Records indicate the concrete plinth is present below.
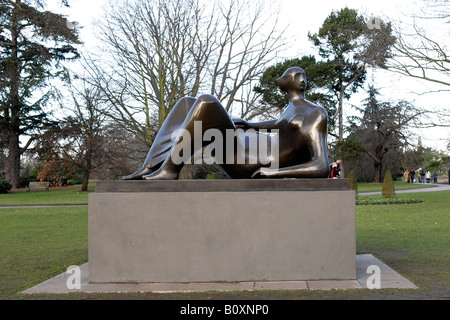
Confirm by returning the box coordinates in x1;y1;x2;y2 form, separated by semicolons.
89;179;356;284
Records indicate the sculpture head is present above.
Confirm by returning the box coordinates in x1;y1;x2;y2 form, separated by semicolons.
276;67;307;93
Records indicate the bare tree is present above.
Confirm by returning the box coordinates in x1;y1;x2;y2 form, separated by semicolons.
385;0;450;134
34;72;146;188
388;0;450;91
33;78;108;191
83;0;286;148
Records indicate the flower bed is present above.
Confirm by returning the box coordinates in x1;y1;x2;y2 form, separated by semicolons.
356;198;423;205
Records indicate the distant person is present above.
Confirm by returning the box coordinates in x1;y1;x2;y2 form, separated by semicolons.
330;160;341;179
336;160;342;177
410;169;415;183
330;162;337;178
420;169;425;183
433;171;438;183
425;170;431;183
404;170;409;183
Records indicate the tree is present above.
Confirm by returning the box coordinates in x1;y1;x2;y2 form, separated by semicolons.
388;0;450;92
382;169;395;198
0;0;80;187
35;76;112;191
65;82;108;191
386;1;450;129
84;0;286;150
308;7;395;145
401;140;450;173
348;169;358;194
343;85;428;182
252;56;337;127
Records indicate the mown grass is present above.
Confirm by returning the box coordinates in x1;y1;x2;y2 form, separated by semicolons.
0;189;448;300
0;189;92;206
0;181;434;206
357;181;436;193
0;207;88;299
356;191;449;292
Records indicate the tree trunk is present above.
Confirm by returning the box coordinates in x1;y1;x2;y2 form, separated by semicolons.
338;87;344;143
81;170;90;192
337;83;345;178
374;161;382;183
4;1;22;189
81;148;92;192
5;132;21;188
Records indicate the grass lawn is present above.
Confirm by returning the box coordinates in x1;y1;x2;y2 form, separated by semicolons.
0;189;92;206
0;207;88;299
355;191;449;298
0;189;448;300
357;181;436;193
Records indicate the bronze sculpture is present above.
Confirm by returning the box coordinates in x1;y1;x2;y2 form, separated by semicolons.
122;67;330;180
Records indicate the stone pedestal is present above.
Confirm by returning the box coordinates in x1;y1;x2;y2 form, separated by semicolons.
88;179;356;283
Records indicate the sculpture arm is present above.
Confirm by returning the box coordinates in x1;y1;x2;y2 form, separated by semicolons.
232;118;278;130
252;110;330;178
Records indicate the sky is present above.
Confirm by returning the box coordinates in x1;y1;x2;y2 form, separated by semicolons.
48;0;449;152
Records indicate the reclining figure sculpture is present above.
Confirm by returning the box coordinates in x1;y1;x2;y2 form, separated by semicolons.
123;67;330;180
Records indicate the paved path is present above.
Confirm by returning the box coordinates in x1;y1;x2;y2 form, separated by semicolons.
358;183;450;196
22;254;418;294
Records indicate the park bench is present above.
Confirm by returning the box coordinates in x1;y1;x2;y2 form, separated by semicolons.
26;182;50;191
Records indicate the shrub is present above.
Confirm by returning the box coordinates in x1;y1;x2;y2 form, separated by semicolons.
348;169;358;193
0;179;12;194
19;175;36;188
382;169;396;198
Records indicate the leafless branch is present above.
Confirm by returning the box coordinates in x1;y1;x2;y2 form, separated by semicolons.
81;0;286;145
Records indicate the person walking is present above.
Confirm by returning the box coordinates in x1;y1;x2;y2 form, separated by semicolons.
404;170;410;183
420;169;425;183
410;169;415;183
425;170;431;183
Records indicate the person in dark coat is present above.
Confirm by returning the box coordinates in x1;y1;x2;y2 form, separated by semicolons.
410;169;415;183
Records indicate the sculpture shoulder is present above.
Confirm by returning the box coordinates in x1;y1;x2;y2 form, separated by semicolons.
308;102;328;121
287;103;328;128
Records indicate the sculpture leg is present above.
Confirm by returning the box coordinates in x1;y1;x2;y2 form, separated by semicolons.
121;166;156;180
143;94;235;180
122;97;196;180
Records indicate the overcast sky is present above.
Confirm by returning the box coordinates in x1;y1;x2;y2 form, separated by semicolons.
49;0;449;152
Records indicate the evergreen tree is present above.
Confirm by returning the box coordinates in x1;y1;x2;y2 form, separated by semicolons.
308;7;395;143
253;56;337;125
343;85;423;182
382;169;395;198
0;0;80;187
348;169;358;194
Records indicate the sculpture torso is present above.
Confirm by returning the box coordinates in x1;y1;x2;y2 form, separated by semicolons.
221;99;326;179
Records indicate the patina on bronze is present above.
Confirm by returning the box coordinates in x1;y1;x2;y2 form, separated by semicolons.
122;67;330;180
